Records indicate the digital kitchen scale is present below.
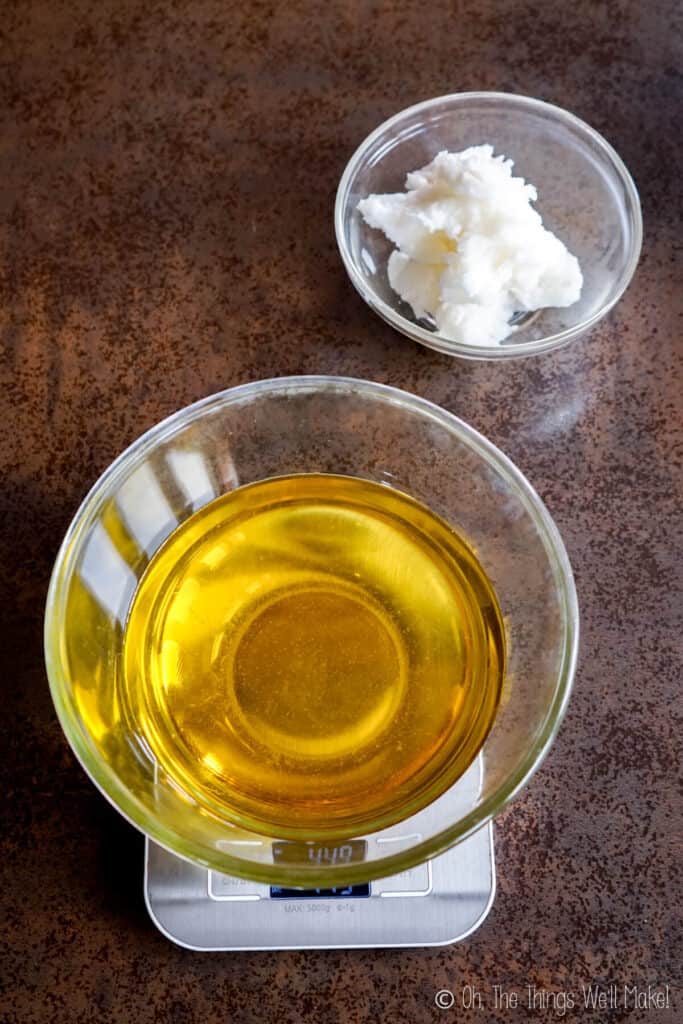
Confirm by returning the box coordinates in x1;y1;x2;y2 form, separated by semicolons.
144;759;496;950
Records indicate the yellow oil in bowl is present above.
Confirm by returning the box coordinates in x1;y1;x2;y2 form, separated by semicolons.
119;474;505;839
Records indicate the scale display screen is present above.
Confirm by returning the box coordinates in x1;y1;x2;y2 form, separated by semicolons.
270;840;371;899
270;883;370;899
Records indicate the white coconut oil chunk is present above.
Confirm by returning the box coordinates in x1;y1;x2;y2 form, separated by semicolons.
358;145;583;347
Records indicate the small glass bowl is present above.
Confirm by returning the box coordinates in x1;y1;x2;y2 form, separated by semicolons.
335;92;642;360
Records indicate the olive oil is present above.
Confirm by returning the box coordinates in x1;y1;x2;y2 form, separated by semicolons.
122;474;504;839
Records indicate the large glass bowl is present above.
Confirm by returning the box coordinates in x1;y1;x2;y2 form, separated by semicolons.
335;92;642;359
45;377;578;886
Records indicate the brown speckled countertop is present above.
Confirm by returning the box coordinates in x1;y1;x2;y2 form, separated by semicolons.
1;2;681;1022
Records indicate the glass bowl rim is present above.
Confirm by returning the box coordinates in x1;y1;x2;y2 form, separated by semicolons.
44;375;579;885
334;90;643;361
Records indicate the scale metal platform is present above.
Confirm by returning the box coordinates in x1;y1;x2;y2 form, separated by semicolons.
144;759;495;951
145;824;494;951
